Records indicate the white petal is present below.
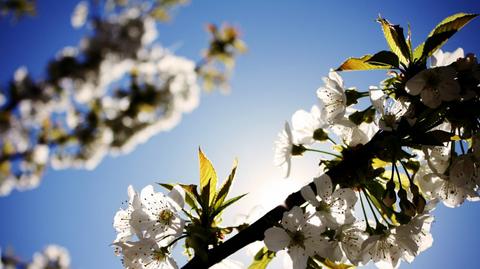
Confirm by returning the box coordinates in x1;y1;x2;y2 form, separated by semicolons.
369;86;385;115
113;209;132;242
282;206;305;232
420;87;442;108
264;227;290;252
288;246;309;269
405;73;426;96
430;49;444;68
291;108;320;145
314;174;333;202
300;185;320;207
440;181;467;208
168;185;185;210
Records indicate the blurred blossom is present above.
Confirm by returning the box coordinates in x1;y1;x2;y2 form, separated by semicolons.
71;1;88;28
28;245;70;269
0;245;70;269
0;4;204;196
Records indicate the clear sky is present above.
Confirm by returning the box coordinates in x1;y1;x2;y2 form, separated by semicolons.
1;1;479;268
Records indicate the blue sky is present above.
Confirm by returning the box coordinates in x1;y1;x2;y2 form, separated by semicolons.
0;1;479;268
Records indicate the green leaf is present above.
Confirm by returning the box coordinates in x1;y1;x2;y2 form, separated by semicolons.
198;148;218;206
413;13;478;61
248;246;276;269
212;193;247;218
213;158;238;208
201;179;212;210
336;53;396;71
377;17;411;65
366;50;400;68
159;183;200;212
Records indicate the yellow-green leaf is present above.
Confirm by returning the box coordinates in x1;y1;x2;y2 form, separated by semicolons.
372;158;390;170
212;193;247;219
323;259;355;269
413;13;478;61
214;158;238;208
199;148;217;205
377;17;411;65
336;54;395;71
248;246;275;269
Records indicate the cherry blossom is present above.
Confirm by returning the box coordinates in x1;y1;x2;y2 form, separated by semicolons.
316;71;347;124
300;174;357;228
264;206;328;269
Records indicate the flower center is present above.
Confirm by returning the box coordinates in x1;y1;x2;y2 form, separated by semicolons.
158;209;174;225
425;71;440;88
289;231;305;247
153;250;166;261
316;201;331;212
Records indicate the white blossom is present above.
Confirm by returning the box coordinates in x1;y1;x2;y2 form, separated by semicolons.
331;113;378;147
14;66;28;82
32;145;49;165
274;122;295;177
405;66;461;108
115;239;177;269
369;86;411;131
264;206;328;269
328;222;369;265
431;48;464;68
0;11;202;196
291;105;327;145
71;1;89;28
28;245;70;269
361;232;402;269
449;155;475;187
317;71;347;124
0;176;16;196
126;185;185;245
301;174;357;228
0;92;5;107
113;185;142;243
361;214;435;269
416;148;479;208
394;213;434;263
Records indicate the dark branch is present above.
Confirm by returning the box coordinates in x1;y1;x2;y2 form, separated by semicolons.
182;132;386;268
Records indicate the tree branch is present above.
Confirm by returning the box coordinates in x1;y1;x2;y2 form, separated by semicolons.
182;132;386;268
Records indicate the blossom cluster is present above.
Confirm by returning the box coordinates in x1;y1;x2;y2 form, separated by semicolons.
112;185;186;269
112;149;247;269
271;44;480;269
0;0;245;196
1;244;70;269
0;2;199;196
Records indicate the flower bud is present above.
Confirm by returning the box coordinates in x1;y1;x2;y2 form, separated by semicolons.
397;188;408;200
400;198;416;217
291;144;307;156
382;188;397;207
410;183;419;195
413;194;426;214
313;128;329;141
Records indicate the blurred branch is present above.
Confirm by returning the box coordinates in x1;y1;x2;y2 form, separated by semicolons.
0;0;36;21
